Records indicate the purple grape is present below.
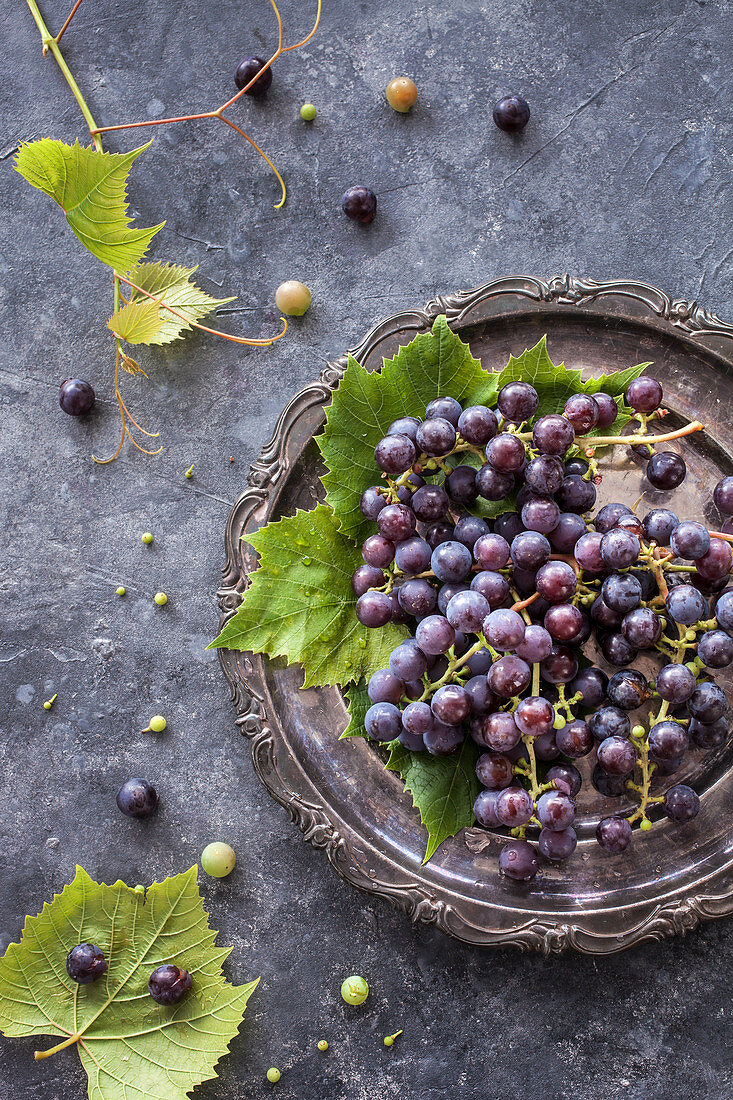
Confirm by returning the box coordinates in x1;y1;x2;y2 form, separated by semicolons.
649;720;689;761
390;641;428;681
521;496;561;535
473;788;501;826
556;719;593;758
398;728;426;751
606;668;650;710
424;722;465;755
510;531;551;570
473;532;511;570
646;450;686;490
387;416;420;441
116;778;159;819
415;614;456;655
642;508;679;545
569;667;608;709
670;521;710;561
525;455;564;495
592;392;618;427
596;816;632;852
697;539;733;581
601;573;642;613
437;581;469;614
574;531;604;572
535;560;577;603
690;716;728;748
397;578;437;616
655;663;696;703
590;596;623;630
555;475;597;514
544;603;583;643
594;502;632;533
377;503;417;542
362;534;395;569
464;675;495;715
66;943;108;983
360;486;388;520
388;590;410;624
600;528;640;568
716;590;733;630
488;655;532;697
563;393;599;433
394;537;431;575
234;56;273;95
592;765;629;798
415;417;456;456
498;839;539;881
539;826;577;860
356;590;393;627
514;695;555;737
483;608;526;651
532;414;575;456
426;520;455;549
486;433;526;472
466;646;493;676
534;730;560;761
458;405;498;444
540;645;578;684
494;511;525;541
431;683;471;725
59;378;95;415
374;434;417;474
412;484;449;521
476;464;515;501
714;476;733;516
364;702;402;741
367;669;405;704
473;711;521;752
663;784;700;822
425;396;462;425
476;752;515;789
698;629;733;668
621;607;662;649
431;540;473;582
496;786;534;827
600;632;638;667
352;564;385;596
148;964;193;1006
515;624;553;663
688;681;727;723
341;185;377;224
665;584;707;625
597;736;637;776
445;465;478;504
536;790;576;830
446;589;490;632
588;706;631;742
492;95;531;133
453;513;490;551
497;380;539;422
626;376;663;412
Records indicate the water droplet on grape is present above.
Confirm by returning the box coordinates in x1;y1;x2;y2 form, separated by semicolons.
302;556;312;566
358;637;366;649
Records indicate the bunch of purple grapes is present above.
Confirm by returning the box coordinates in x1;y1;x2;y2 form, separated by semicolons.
352;376;733;882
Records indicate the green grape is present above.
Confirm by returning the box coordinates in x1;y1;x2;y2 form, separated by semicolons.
317;1040;328;1051
116;585;126;596
300;102;316;121
340;975;369;1005
142;715;167;733
275;280;311;316
266;1067;281;1083
141;532;153;544
154;592;168;606
201;842;236;878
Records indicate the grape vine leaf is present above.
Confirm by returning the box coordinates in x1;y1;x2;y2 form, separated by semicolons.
107;299;162;345
494;336;650;442
340;680;371;739
0;865;258;1100
208;504;408;687
386;738;481;862
114;262;237;345
15;139;164;272
318;315;498;543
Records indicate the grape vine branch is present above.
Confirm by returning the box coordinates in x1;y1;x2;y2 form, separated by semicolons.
22;0;322;462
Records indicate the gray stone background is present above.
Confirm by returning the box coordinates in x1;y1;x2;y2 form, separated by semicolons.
1;0;732;1097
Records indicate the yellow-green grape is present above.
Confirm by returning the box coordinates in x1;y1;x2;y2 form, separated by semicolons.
385;76;418;112
143;715;167;733
201;842;236;878
300;102;316;121
43;693;58;711
154;592;168;606
383;1030;402;1047
631;724;645;738
640;818;652;832
266;1068;281;1084
116;585;126;596
317;1040;328;1051
141;532;153;545
340;975;369;1005
184;464;194;479
275;280;311;317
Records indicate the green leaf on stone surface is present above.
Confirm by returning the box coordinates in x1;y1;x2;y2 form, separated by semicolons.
209;504;408;687
15;139;164;272
318;315;498;543
494;336;650;444
340;680;371;739
107;299;162;344
124;262;237;345
386;738;481;863
0;865;258;1100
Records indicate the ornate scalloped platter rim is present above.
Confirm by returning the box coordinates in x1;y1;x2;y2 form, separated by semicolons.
216;275;733;954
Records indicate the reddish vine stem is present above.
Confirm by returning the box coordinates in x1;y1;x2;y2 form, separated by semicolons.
52;0;83;47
